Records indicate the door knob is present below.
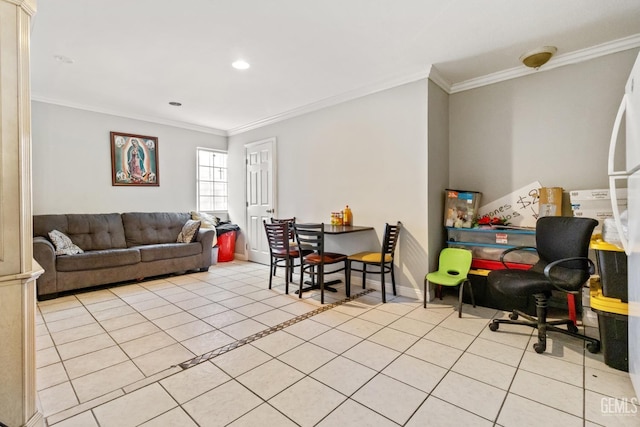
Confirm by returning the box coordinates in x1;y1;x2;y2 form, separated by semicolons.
266;209;274;213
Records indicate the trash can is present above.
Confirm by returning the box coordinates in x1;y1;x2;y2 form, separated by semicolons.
590;283;629;371
216;223;240;262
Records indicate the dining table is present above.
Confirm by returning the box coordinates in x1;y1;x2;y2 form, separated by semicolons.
324;224;374;235
297;224;375;294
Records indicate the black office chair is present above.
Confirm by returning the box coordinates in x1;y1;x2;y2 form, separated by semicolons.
487;216;600;354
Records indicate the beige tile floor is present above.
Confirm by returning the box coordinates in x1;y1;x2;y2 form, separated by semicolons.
35;261;638;427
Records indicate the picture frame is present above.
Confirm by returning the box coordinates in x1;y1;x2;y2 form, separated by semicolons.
110;131;159;186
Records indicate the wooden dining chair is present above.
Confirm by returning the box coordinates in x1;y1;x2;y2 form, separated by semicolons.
263;220;301;294
270;217;298;281
345;221;402;303
293;223;347;304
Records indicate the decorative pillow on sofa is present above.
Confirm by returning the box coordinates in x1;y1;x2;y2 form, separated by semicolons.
177;220;201;243
190;211;219;229
48;230;84;255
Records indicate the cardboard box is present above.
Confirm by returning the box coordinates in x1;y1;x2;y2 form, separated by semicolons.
539;187;563;217
570;188;628;231
569;188;628;201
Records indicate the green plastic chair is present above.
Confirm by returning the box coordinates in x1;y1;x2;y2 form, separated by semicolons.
424;248;475;317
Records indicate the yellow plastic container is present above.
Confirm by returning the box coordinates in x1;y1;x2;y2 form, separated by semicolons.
590;235;628;302
590;235;625;252
590;281;628;315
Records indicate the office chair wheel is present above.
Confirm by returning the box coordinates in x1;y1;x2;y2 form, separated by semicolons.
586;341;600;354
489;322;499;332
509;312;519;321
533;342;546;354
567;323;579;334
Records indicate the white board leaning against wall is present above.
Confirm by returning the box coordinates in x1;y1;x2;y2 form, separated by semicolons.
478;182;542;229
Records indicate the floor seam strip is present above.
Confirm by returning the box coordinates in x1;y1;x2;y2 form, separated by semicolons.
177;288;376;369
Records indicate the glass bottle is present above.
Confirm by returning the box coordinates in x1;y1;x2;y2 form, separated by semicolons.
343;205;352;226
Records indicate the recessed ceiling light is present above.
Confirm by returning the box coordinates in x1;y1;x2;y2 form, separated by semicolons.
232;60;250;70
169;101;182;106
53;54;74;64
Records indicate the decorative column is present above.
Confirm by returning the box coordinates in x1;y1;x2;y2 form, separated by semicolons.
0;1;44;427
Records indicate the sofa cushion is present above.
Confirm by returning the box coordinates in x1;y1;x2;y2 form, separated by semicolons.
56;248;141;272
177;220;201;243
34;213;127;251
122;212;191;246
48;230;84;255
135;242;202;262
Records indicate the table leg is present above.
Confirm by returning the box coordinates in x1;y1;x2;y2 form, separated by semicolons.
296;279;340;294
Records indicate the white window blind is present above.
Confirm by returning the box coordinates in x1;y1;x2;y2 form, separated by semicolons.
197;148;227;211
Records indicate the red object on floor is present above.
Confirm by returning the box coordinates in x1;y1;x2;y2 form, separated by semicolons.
471;259;533;271
567;293;577;325
217;230;236;262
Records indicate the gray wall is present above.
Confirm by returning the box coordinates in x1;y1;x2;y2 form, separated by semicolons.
228;80;431;295
31;102;227;214
449;49;639;205
427;80;450;273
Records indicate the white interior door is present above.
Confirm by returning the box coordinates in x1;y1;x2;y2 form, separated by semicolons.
245;138;276;265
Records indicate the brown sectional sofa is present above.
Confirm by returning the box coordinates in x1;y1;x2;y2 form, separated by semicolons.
33;212;215;299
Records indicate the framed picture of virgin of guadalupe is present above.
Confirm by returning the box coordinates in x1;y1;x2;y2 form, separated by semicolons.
110;131;159;186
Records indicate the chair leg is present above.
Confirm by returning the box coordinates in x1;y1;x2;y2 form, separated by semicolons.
423;278;428;309
533;294;548;354
345;260;351;297
381;263;386;303
457;283;464;318
466;279;476;308
319;264;325;305
298;264;304;298
362;264;367;289
390;263;397;296
284;257;289;295
268;257;274;289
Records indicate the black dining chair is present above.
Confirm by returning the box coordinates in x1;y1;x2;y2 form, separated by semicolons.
270;217;305;281
263;220;301;294
293;223;347;304
345;222;402;303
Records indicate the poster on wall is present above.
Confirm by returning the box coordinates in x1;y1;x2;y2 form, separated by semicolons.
110;131;159;186
477;181;541;228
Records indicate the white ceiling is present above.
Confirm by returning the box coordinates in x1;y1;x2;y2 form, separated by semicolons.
30;0;640;135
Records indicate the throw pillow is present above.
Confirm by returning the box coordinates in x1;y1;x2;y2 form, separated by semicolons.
177;219;201;243
190;211;219;229
48;230;84;255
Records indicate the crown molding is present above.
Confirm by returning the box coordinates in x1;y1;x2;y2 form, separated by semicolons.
31;96;228;136
230;34;640;134
427;66;452;93
31;34;640;137
4;0;36;15
227;66;432;136
449;33;640;94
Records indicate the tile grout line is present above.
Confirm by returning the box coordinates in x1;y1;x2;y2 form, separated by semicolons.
177;288;376;369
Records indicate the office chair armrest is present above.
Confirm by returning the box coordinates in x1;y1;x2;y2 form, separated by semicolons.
499;246;537;269
542;256;596;294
